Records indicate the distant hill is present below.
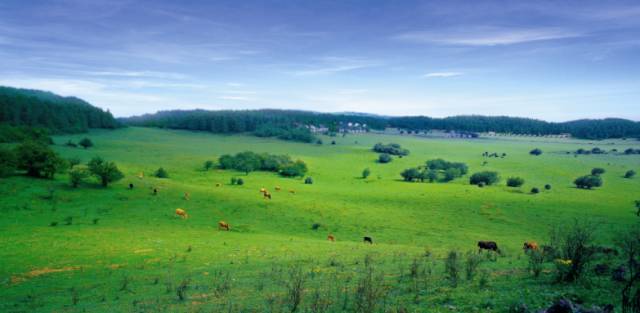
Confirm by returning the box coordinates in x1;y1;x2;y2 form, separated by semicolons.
122;109;640;140
0;86;119;133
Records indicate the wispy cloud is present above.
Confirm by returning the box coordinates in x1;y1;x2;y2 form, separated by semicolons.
424;72;463;78
82;70;188;80
219;95;251;101
291;57;379;76
395;27;584;46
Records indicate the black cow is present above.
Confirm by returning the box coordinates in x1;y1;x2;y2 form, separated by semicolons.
363;236;373;244
478;241;500;253
129;183;134;189
153;188;158;196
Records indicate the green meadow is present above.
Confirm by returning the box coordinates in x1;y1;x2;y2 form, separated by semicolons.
1;127;638;312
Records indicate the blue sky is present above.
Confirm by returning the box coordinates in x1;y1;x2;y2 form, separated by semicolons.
0;0;639;120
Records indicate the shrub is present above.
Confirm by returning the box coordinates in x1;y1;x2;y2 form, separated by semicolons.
529;148;542;156
87;157;124;187
304;177;313;184
203;160;214;170
531;187;540;194
625;170;636;179
154;167;169;178
574;175;603;189
378;153;392;163
469;171;500;186
401;168;422;182
236;178;244;185
69;165;89;188
362;168;371;179
445;250;462;287
15;141;65;179
280;160;308;177
79;138;93;149
465;251;484;281
549;220;596;282
545;184;552;190
591;167;606;176
373;143;409;156
526;249;545;277
0;147;17;177
506;177;525;187
230;177;238;185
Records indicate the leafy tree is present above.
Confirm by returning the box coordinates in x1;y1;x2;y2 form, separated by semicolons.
625;170;637;179
574;175;603;189
469;171;500;186
425;170;438;182
88;157;124;187
218;154;236;169
69;165;89;188
304;177;314;184
280;160;308;177
15;141;65;178
378;153;392;163
362;168;371;179
591;167;605;176
506;177;525;187
79;138;93;149
236;178;244;185
234;151;263;174
203;160;214;170
442;168;462;182
529;148;543;156
373;143;409;156
531;187;540;194
0;146;17;177
401;168;422;182
67;157;81;168
545;184;552;190
154;167;169;178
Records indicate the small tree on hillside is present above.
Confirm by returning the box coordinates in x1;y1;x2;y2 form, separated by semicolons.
506;177;525;187
203;160;214;171
69;165;89;188
88;157;124;187
79;138;94;149
625;170;636;179
15;141;65;179
155;167;169;178
591;167;605;176
574;175;603;189
469;171;500;186
529;148;542;156
362;168;371;179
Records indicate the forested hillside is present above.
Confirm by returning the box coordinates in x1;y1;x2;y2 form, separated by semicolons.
0;86;119;133
123;109;640;140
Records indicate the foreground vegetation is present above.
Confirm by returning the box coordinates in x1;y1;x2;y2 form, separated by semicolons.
1;127;639;312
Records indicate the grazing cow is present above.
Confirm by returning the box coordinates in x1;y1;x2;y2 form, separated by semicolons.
153;188;158;196
523;241;539;251
263;192;272;200
363;236;373;244
218;221;230;231
128;183;134;189
289;190;296;194
175;208;188;219
260;188;266;193
327;234;335;242
478;241;500;253
275;186;281;191
184;192;190;201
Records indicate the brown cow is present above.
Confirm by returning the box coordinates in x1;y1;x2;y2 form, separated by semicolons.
275;186;281;191
327;234;335;242
478;241;500;253
260;188;266;193
523;241;539;251
175;208;189;219
289;190;296;194
218;221;230;231
263;192;272;200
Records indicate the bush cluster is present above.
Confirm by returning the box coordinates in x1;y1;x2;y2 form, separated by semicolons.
373;143;409;156
469;171;500;186
219;151;308;177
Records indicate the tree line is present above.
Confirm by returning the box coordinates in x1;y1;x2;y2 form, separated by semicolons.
123;109;640;140
0;86;119;134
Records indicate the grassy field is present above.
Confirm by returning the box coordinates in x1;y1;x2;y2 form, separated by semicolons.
1;127;638;312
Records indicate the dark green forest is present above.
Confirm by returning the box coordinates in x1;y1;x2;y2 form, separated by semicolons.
0;86;119;134
123;109;640;140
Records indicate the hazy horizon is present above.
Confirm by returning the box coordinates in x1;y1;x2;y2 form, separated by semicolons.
1;0;639;121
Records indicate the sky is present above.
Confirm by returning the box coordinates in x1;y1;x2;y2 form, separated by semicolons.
0;0;639;121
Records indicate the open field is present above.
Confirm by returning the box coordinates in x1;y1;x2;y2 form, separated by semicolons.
1;127;639;312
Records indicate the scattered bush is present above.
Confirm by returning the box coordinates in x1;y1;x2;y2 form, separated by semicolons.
591;167;606;176
373;143;409;156
445;250;462;287
531;187;540;194
465;251;483;281
15;141;65;179
545;184;552;190
549;220;597;282
469;171;500;186
426;158;468;182
529;148;542;156
506;177;525;187
625;148;640;155
362;168;371;179
236;178;244;185
574;175;603;189
625;170;636;179
79;138;93;149
87;157;124;187
219;151;308;177
154;167;169;178
203;160;214;170
401;168;422;182
69;165;89;188
304;177;313;184
377;153;392;163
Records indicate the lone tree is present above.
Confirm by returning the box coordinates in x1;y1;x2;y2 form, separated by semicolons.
203;160;214;171
155;167;169;178
79;138;94;149
469;171;500;186
574;175;603;189
506;177;525;187
88;157;124;187
68;165;89;188
625;170;636;179
529;148;543;156
15;141;65;179
378;153;392;163
591;167;606;176
362;168;371;179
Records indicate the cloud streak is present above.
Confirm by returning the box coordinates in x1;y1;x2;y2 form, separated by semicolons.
424;72;463;78
395;27;585;46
